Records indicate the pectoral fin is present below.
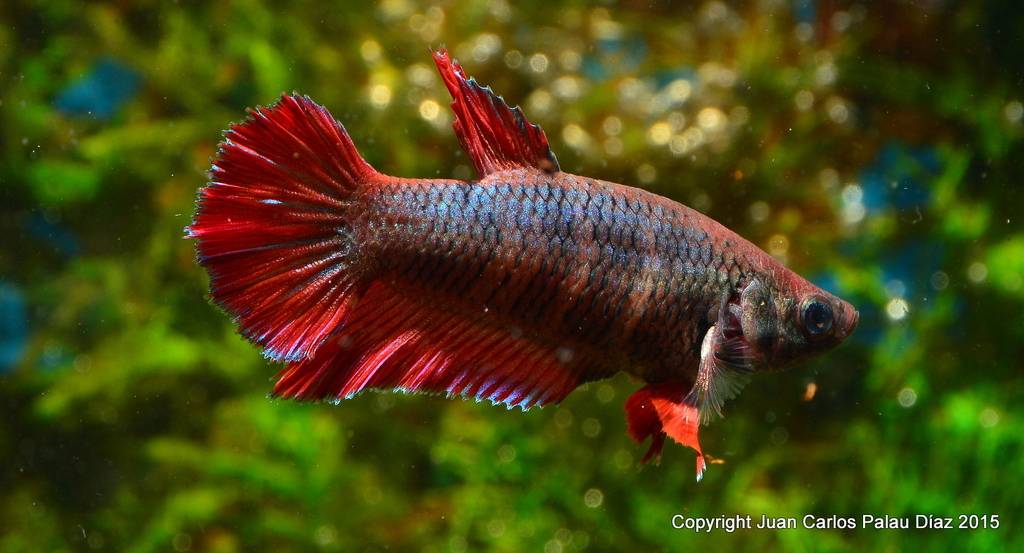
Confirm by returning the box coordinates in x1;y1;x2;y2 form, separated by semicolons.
623;298;756;480
686;302;754;424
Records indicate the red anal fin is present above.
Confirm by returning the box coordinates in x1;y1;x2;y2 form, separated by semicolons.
188;94;377;361
626;382;707;481
432;48;560;178
273;283;601;410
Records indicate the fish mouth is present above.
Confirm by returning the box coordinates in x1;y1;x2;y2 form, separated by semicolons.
842;307;860;338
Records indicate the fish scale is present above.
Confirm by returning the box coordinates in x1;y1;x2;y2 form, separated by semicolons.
189;49;858;478
361;172;752;382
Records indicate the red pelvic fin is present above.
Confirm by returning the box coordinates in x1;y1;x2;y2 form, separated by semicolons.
188;94;378;361
432;48;560;178
625;382;707;481
273;283;600;410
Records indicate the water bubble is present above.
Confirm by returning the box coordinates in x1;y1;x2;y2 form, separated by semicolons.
602;116;622;136
559;50;582;71
667;111;687;131
730;105;750;126
1005;101;1023;124
554;409;573;429
504;50;523;69
379;0;412;19
794;22;814;42
368;84;392;108
767;234;790;257
487;0;510;19
636;164;657;184
561;125;589;150
613;448;633;469
967;261;988;283
406;64;435;87
471;33;501;62
172;533;192;552
749;201;771;222
617;78;650;104
842;183;863;203
826;96;849;123
680;126;705;150
897;387;917;408
418;99;440;121
697;107;726;131
817;63;838;87
487;519;506;537
831;11;852;32
73;354;93;373
529;53;549;73
596;383;615;403
885;298;909;321
552;76;583;100
527;89;554;115
668;135;688;156
581;418;601;437
315;525;338;546
665;79;692;103
603;137;623;156
691;192;711;213
497;444;516;463
794;90;815;111
842;202;866;224
930;271;949;290
408;13;427;32
979;408;1000;428
360;40;382;63
647;122;671;145
584;488;604;508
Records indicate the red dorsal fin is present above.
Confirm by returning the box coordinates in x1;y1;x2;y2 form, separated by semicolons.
432;48;560;178
272;283;608;410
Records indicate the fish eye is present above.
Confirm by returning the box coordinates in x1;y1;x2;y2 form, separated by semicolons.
802;300;834;337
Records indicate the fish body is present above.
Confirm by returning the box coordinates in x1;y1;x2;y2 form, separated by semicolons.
189;50;857;479
364;172;754;382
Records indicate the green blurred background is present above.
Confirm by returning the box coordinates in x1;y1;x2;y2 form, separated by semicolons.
2;1;1023;551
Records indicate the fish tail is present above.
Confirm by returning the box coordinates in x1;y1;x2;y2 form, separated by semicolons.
187;94;378;361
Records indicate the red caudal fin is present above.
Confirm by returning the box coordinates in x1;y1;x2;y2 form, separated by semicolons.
187;94;378;361
432;48;560;177
273;283;607;410
626;382;707;481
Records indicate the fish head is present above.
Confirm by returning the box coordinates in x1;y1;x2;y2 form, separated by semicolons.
737;274;858;371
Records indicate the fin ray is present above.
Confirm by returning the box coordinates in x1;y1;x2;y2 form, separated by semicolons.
272;283;606;410
625;382;706;480
188;94;377;361
433;49;559;177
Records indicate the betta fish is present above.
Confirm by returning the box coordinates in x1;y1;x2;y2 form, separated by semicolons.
188;49;858;480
